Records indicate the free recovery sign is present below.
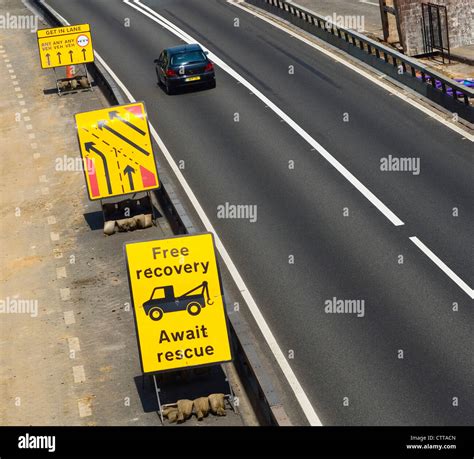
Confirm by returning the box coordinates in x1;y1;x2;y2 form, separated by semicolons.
75;102;160;200
124;233;232;373
37;24;94;69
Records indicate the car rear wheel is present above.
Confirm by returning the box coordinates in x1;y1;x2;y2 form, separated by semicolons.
149;307;164;321
208;79;216;90
165;81;175;95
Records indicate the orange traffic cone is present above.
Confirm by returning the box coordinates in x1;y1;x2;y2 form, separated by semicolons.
66;65;75;79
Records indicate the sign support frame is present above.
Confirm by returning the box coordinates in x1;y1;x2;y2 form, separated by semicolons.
99;191;158;229
53;63;92;96
151;365;237;424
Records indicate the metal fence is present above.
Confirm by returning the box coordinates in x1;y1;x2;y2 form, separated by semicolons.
422;3;451;64
246;0;473;123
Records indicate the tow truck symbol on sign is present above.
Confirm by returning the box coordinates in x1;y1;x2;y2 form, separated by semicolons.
143;281;214;321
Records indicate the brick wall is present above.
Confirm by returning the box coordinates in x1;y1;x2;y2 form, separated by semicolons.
395;0;474;56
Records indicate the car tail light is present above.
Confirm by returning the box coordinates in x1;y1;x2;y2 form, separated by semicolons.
166;68;177;77
204;62;214;72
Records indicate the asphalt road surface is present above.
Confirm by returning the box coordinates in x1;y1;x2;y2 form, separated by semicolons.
45;0;473;425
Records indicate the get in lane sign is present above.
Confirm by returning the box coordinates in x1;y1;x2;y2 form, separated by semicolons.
124;233;232;374
75;102;160;200
37;24;94;69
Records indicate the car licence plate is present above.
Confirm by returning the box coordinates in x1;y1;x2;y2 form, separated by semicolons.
185;76;201;82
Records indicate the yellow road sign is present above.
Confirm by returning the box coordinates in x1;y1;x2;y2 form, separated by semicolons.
37;24;94;69
124;233;232;374
75;102;160;200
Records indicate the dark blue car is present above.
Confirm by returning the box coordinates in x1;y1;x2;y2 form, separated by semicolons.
154;43;216;94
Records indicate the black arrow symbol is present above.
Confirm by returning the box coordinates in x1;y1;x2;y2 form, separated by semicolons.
109;110;146;136
82;48;87;60
57;51;62;64
84;141;112;195
98;120;150;156
45;53;51;66
69;50;73;63
124;165;136;191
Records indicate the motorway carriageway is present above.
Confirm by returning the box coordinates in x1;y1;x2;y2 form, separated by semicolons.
46;0;473;425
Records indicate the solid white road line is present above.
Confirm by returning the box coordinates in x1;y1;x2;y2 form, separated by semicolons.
42;0;322;426
228;0;474;143
409;237;474;299
130;0;405;228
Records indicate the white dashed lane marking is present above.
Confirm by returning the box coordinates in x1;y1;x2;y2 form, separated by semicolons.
68;337;81;353
64;310;76;325
72;365;86;383
56;267;67;279
77;399;92;417
59;288;70;301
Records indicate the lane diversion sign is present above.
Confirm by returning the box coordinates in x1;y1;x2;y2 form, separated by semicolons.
37;24;94;69
75;102;160;200
124;233;232;374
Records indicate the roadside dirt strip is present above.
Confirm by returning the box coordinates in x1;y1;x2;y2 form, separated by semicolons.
0;0;247;426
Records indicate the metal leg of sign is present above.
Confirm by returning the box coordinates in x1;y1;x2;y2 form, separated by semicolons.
153;374;164;424
221;365;237;413
147;191;157;226
83;64;93;92
100;200;106;223
53;68;62;96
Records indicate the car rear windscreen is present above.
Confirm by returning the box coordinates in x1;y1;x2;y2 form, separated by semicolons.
171;51;206;65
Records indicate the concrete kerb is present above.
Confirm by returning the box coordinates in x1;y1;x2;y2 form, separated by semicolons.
29;0;291;426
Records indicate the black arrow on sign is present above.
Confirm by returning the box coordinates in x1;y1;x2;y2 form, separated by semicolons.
45;53;51;66
57;51;62;64
69;50;74;63
82;48;87;60
109;111;146;136
84;141;112;195
124;165;136;191
98;120;150;156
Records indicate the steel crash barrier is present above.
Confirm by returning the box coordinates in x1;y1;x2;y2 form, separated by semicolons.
246;0;474;123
